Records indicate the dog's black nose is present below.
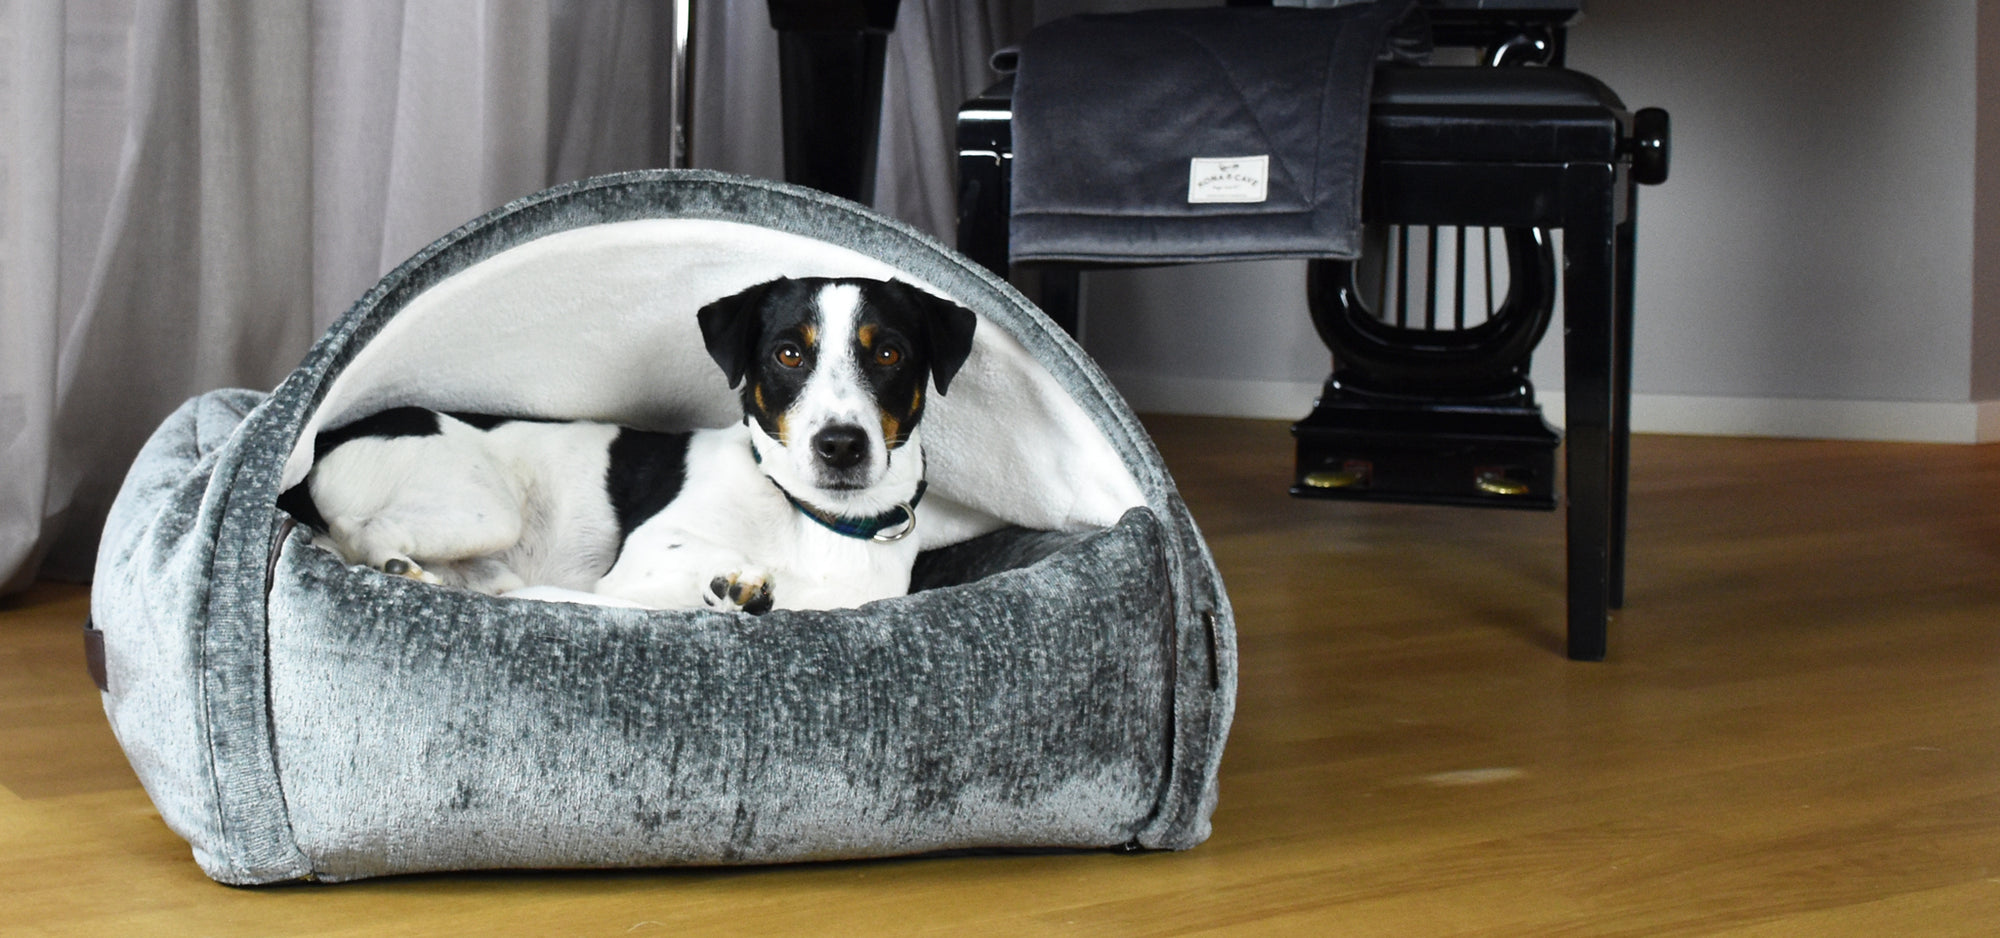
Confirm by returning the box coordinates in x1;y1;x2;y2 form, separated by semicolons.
811;425;869;470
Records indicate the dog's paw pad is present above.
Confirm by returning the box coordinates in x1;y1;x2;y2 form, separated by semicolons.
706;571;774;615
739;582;775;615
381;557;442;584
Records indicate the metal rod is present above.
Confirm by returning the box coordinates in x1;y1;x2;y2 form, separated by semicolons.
669;0;694;167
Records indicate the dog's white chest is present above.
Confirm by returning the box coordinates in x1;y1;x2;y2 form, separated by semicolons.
764;522;921;611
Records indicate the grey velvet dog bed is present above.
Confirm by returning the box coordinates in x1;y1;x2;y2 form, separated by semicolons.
88;170;1236;885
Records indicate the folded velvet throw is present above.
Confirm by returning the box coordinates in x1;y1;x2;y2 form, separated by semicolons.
1008;1;1415;265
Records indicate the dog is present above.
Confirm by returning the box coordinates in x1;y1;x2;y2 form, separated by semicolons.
276;276;978;613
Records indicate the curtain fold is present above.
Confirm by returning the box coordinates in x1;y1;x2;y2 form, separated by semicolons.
33;0;307;582
0;0;1022;592
0;0;71;593
874;0;1032;239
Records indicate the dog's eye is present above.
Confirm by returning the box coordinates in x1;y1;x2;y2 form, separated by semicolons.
873;346;902;367
775;343;805;368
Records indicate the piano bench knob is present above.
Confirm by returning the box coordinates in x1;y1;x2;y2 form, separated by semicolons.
1631;107;1670;186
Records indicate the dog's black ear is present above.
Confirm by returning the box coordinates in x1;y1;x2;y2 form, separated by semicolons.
924;294;979;396
882;281;979;395
697;279;782;388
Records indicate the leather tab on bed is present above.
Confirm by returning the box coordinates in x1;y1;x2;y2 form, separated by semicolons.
84;617;108;692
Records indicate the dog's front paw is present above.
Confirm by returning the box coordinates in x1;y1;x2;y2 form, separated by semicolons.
381;556;444;585
705;569;775;615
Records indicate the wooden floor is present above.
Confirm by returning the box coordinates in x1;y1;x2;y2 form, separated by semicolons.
6;417;2000;935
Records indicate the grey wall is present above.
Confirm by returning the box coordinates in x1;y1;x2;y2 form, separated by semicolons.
1570;0;1973;404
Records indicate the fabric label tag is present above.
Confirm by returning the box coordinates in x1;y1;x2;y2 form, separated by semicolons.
1187;155;1270;204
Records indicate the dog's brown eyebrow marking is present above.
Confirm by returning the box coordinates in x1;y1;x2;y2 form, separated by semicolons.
857;323;879;349
756;384;787;442
799;324;818;351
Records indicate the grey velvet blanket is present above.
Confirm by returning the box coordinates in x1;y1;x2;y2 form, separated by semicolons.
90;171;1236;884
1008;1;1415;264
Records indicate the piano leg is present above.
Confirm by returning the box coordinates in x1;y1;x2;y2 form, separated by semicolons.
768;0;903;203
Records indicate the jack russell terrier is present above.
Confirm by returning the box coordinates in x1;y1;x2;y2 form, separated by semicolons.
276;276;978;613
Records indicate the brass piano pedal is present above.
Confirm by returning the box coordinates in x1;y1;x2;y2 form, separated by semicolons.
1302;461;1372;491
1474;466;1533;498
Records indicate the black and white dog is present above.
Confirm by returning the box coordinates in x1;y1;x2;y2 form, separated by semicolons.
276;276;977;613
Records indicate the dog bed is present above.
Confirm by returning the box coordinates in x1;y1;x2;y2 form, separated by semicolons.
89;170;1236;885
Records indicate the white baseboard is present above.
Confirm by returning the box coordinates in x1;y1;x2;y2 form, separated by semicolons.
1106;372;2000;444
1619;394;1998;444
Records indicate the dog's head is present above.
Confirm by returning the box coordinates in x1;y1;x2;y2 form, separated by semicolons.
698;277;977;504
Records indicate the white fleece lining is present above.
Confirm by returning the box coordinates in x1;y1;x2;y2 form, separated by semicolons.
285;219;1144;549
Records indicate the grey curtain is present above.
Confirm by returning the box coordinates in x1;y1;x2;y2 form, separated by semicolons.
0;0;1030;593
